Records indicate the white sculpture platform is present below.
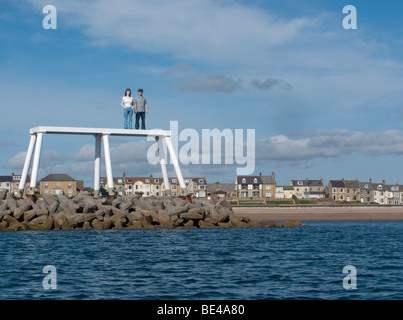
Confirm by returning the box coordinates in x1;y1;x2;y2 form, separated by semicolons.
17;126;188;198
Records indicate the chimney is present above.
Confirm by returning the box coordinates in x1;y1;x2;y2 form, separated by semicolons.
260;172;262;176
369;178;372;183
383;179;385;184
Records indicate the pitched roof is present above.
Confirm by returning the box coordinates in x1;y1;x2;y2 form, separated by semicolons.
343;180;360;188
41;174;76;181
236;176;263;184
207;182;235;193
0;176;12;182
291;179;323;187
359;182;373;190
329;180;345;188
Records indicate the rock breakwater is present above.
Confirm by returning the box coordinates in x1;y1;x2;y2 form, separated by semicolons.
0;192;302;231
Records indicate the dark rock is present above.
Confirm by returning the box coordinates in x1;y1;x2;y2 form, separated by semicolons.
0;221;7;231
23;210;37;222
183;220;195;228
198;220;216;228
127;211;143;223
282;221;301;227
76;213;97;224
6;194;17;212
0;189;7;200
180;212;204;221
13;207;25;221
42;194;57;206
7;221;28;231
29;216;53;231
268;221;281;228
91;219;104;230
30;215;48;225
167;206;188;217
61;220;73;230
82;221;92;230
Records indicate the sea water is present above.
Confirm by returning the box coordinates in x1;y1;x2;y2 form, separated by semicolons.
0;221;402;300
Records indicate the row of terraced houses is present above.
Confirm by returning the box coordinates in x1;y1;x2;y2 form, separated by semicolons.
1;172;403;205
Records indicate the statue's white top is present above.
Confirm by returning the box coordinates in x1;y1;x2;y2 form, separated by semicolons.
29;126;171;137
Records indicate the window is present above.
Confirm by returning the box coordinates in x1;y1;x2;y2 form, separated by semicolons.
117;179;123;184
56;182;59;187
391;186;399;191
265;192;271;198
172;179;177;183
155;186;159;190
253;184;259;190
172;185;177;189
395;200;399;205
252;191;259;197
241;184;247;190
241;192;248;198
155;179;159;183
242;178;246;183
296;188;299;192
266;185;271;190
199;179;204;184
347;189;350;193
297;181;303;185
253;178;258;183
199;185;206;190
377;185;382;190
145;179;150;183
394;192;399;197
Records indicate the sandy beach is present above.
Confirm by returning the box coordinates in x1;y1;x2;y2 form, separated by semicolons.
233;206;403;221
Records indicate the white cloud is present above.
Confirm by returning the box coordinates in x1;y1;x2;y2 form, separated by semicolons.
27;0;315;63
256;129;403;164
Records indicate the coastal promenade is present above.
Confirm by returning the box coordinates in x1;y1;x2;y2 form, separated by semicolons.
233;205;403;221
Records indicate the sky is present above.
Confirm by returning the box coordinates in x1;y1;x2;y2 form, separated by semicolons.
1;0;403;187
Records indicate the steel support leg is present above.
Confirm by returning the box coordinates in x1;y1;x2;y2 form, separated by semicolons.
17;134;36;198
93;134;102;198
165;136;188;196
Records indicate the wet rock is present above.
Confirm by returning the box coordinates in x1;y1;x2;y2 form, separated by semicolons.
180;212;204;221
267;221;282;228
282;221;301;228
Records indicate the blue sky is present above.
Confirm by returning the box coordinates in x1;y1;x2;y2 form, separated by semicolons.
1;0;403;187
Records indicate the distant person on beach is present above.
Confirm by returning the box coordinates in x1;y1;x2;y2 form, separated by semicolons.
134;88;148;130
121;88;134;129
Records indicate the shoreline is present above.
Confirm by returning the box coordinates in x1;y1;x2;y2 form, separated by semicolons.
232;206;403;221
